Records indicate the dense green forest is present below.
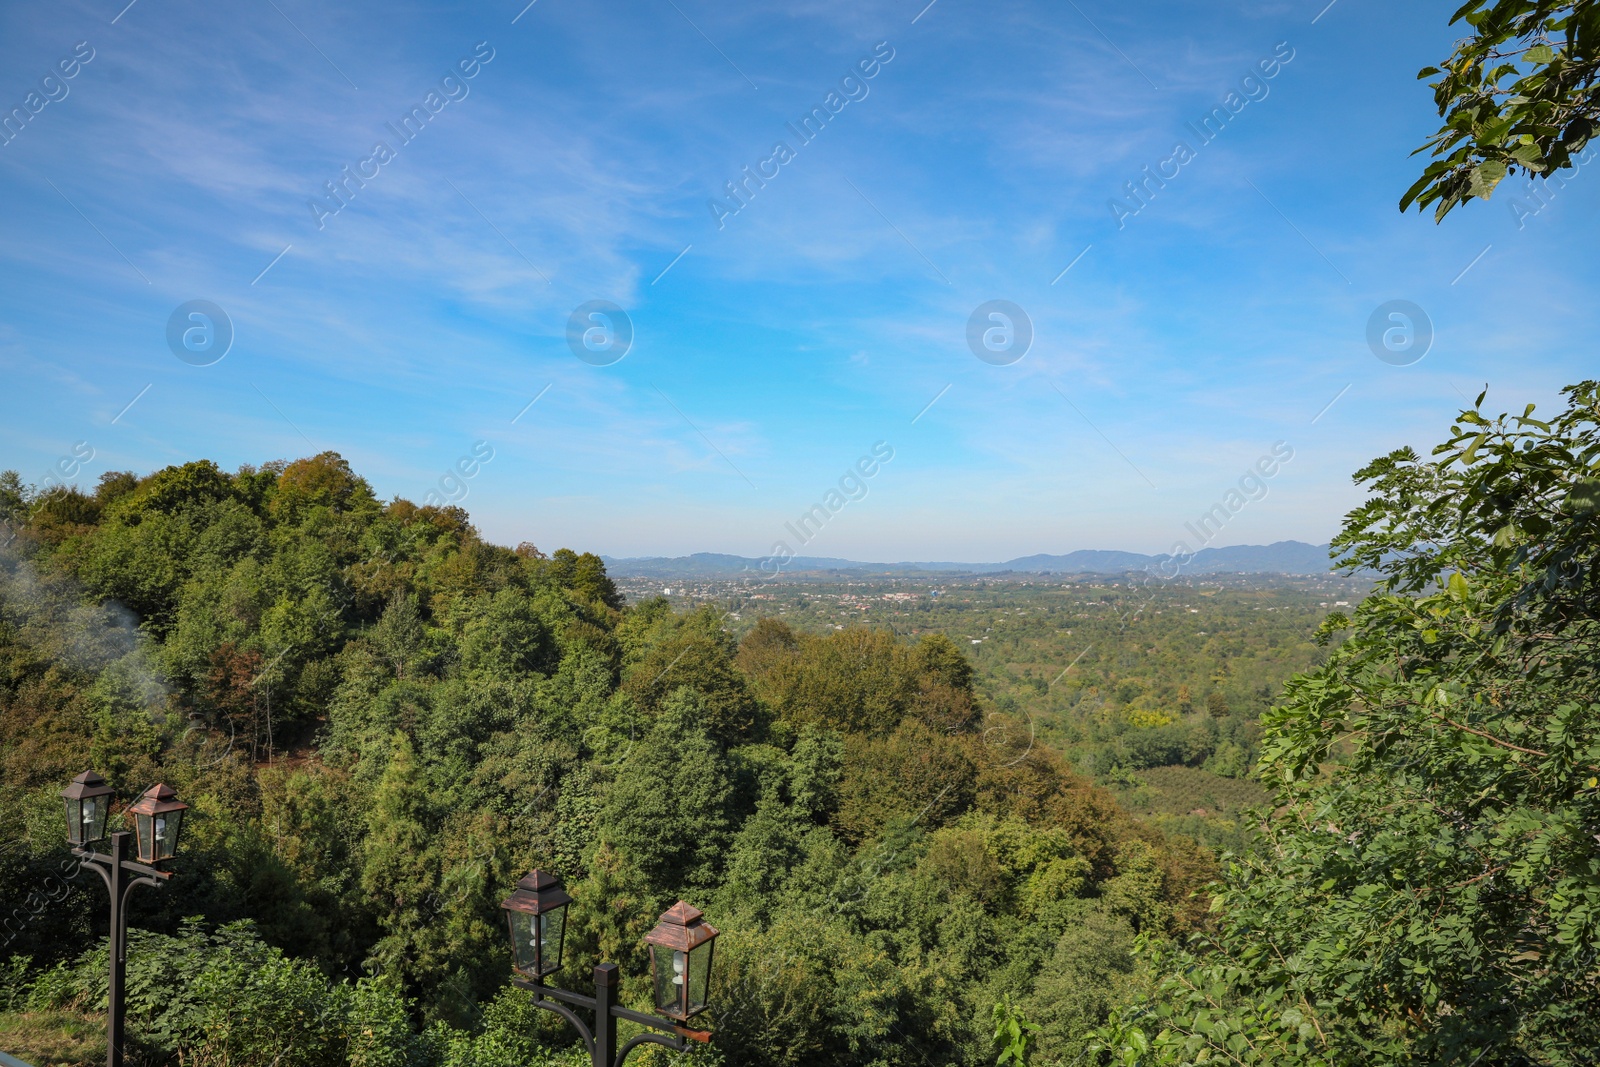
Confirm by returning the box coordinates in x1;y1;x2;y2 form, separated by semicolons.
4;381;1598;1067
0;453;1215;1067
617;576;1363;851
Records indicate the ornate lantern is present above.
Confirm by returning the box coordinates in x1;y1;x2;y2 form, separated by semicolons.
60;770;115;848
126;784;187;863
500;869;572;979
643;901;718;1021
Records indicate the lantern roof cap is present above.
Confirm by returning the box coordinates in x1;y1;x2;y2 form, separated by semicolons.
127;783;187;816
501;868;573;914
644;900;718;952
61;770;114;800
515;869;562;892
660;901;703;926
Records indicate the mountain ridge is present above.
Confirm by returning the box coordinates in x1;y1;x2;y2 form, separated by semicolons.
602;540;1338;578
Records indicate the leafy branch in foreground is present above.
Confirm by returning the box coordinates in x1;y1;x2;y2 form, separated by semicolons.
992;997;1041;1066
1403;1;1600;219
1093;381;1600;1065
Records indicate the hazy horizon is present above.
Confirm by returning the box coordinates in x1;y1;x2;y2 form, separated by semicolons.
599;537;1330;563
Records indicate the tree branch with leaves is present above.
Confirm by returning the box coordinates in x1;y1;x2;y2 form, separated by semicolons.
1403;1;1600;219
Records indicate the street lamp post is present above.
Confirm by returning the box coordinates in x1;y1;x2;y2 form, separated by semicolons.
500;869;720;1067
60;772;188;1067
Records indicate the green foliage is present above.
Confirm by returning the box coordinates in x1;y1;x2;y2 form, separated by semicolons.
0;451;1236;1067
740;624;917;736
425;988;587;1067
624;632;761;748
459;588;557;678
1403;1;1600;219
786;724;843;821
991;997;1039;1066
724;577;1348;799
1109;765;1269;854
710;909;941;1067
1023;910;1140;1064
1097;383;1600;1064
8;921;580;1067
718;787;806;925
0;956;30;1010
598;693;736;898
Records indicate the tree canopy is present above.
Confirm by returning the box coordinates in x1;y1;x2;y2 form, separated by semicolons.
1097;381;1600;1065
0;453;1217;1067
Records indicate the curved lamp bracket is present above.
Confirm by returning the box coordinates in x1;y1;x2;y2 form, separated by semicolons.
534;994;596;1051
73;851;115;895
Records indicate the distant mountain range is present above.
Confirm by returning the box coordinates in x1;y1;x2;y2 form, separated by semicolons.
602;540;1339;579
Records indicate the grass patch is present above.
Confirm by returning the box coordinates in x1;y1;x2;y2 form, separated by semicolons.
0;1011;106;1067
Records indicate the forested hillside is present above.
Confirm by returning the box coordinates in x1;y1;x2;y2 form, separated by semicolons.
614;575;1361;852
7;382;1596;1067
0;454;1215;1066
1095;382;1600;1065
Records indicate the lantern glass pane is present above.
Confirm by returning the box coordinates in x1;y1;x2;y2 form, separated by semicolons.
83;795;109;845
651;944;685;1017
686;939;713;1015
63;798;81;846
134;813;154;862
508;911;540;976
135;809;181;862
87;796;108;844
155;809;181;859
539;907;566;973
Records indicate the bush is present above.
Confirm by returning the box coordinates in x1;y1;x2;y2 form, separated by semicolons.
10;920;581;1067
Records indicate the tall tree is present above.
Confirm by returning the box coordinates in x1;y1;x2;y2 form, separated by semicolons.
1098;382;1600;1064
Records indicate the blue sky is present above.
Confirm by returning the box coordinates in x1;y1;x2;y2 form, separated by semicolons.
1;0;1595;561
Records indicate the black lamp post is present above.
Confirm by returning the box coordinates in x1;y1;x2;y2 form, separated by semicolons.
60;772;188;1067
500;869;720;1067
